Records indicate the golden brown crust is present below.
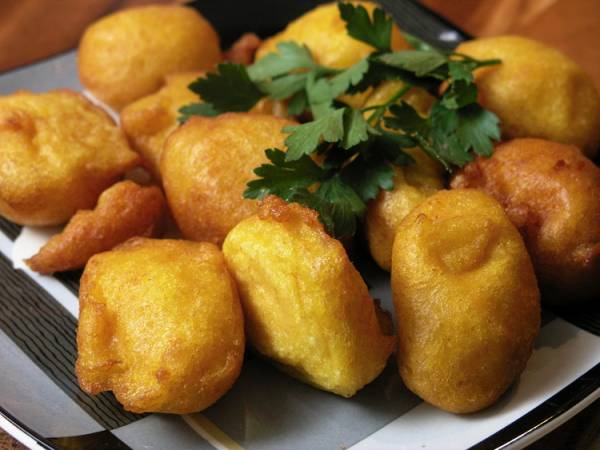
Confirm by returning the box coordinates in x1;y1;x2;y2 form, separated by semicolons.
224;32;262;65
451;138;600;304
78;5;221;110
76;238;244;413
26;181;166;274
161;113;297;245
392;189;540;413
0;89;139;226
258;195;324;231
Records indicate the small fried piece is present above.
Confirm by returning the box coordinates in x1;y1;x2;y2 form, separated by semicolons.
223;196;394;398
161;113;297;245
120;72;203;179
224;32;262;65
452;138;600;305
79;5;221;110
456;36;600;158
0;90;139;226
26;181;166;274
365;148;444;271
392;189;540;413
77;238;244;414
256;2;409;69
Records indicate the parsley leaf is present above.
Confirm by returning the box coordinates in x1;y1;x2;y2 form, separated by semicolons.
338;2;393;51
177;102;218;123
341;153;395;201
247;42;316;81
283;109;345;161
189;63;263;112
455;104;500;157
314;175;366;237
342;108;370;149
377;50;447;78
244;149;327;200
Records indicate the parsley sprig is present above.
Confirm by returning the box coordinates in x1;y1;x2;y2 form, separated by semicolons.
179;2;501;238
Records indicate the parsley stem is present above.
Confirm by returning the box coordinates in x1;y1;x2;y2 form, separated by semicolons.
365;84;413;125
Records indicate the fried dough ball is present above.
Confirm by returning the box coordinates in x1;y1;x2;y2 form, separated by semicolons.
365;148;444;271
0;90;139;226
120;72;203;179
391;189;540;413
26;181;166;274
79;6;221;111
161;113;296;245
223;196;394;398
456;36;600;158
256;2;409;69
452;138;600;305
77;238;244;414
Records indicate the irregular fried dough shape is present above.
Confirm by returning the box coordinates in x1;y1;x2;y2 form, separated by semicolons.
120;72;203;179
392;189;540;413
223;196;395;397
0;90;139;226
77;238;244;414
452;138;600;305
161;113;297;245
457;36;600;158
79;6;221;110
256;2;409;69
26;181;165;274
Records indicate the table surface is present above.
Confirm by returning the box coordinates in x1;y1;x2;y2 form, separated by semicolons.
1;0;599;448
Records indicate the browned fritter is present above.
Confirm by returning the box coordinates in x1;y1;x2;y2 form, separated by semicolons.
451;138;600;305
224;32;262;65
26;180;166;274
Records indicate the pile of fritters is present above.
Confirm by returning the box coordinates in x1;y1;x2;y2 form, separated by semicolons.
0;2;598;416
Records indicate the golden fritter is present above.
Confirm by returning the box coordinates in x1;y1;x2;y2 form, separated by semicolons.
161;113;297;245
223;196;395;398
365;148;444;271
224;32;262;65
26;181;165;274
0;90;139;226
120;72;203;179
452;138;600;305
391;189;540;414
77;238;244;414
256;2;408;69
456;36;600;158
78;5;221;111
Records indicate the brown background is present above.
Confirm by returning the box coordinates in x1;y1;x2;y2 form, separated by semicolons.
0;0;599;449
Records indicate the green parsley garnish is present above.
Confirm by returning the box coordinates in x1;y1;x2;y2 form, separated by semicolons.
179;2;501;238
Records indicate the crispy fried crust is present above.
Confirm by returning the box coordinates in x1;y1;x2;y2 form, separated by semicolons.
76;238;245;413
161;113;297;245
392;189;540;413
120;72;204;180
222;196;395;398
224;32;262;65
26;181;166;274
451;138;600;304
78;5;221;110
0;89;139;226
457;36;600;158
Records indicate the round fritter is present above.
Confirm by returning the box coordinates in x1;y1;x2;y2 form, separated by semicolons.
365;148;444;271
0;90;139;226
456;36;600;158
256;2;409;69
161;113;297;245
120;72;203;179
452;138;600;305
76;238;244;414
78;5;221;111
391;189;540;414
223;196;394;398
26;181;166;274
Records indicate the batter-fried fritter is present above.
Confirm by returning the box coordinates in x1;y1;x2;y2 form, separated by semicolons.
79;5;221;110
457;36;600;158
161;113;297;245
392;189;540;413
26;181;166;274
223;196;394;398
77;238;244;414
0;90;139;226
120;72;203;180
452;138;600;305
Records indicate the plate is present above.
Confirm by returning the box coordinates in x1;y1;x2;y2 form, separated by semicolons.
0;1;599;449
